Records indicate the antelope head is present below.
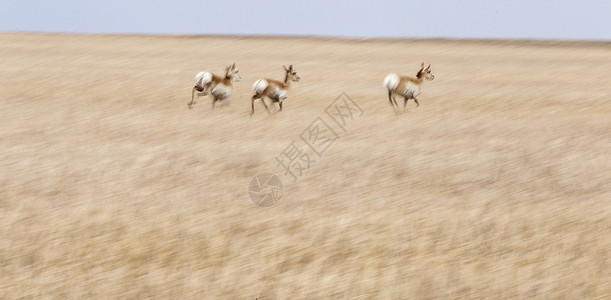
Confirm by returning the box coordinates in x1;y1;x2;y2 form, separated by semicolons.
226;63;241;82
418;62;435;81
283;65;300;82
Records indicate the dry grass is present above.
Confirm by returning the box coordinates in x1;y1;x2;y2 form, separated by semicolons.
0;32;610;298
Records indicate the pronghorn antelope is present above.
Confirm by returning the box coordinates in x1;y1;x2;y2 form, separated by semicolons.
188;63;241;110
250;65;300;116
384;63;434;112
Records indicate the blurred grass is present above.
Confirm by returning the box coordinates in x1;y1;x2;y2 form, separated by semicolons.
0;33;610;298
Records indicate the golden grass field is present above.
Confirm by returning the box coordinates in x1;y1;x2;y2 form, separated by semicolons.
1;32;610;298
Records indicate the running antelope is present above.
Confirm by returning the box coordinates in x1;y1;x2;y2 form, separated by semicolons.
188;63;241;110
250;65;300;116
384;63;434;112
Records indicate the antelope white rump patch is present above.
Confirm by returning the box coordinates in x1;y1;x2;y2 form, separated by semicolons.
252;79;269;94
194;71;212;89
383;73;400;91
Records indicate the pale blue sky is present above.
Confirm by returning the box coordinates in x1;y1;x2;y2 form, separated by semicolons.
1;0;609;40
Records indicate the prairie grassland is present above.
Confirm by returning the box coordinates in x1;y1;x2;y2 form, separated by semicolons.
0;33;610;298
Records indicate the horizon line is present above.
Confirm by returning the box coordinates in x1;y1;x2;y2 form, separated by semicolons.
3;31;610;45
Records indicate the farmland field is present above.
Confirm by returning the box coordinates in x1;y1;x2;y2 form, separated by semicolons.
0;32;610;298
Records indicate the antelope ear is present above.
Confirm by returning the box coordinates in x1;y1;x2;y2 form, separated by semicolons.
289;65;293;71
421;62;425;69
283;65;288;71
426;64;431;70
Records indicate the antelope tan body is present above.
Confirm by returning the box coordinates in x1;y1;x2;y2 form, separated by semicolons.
189;63;241;110
251;65;300;116
384;63;434;113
